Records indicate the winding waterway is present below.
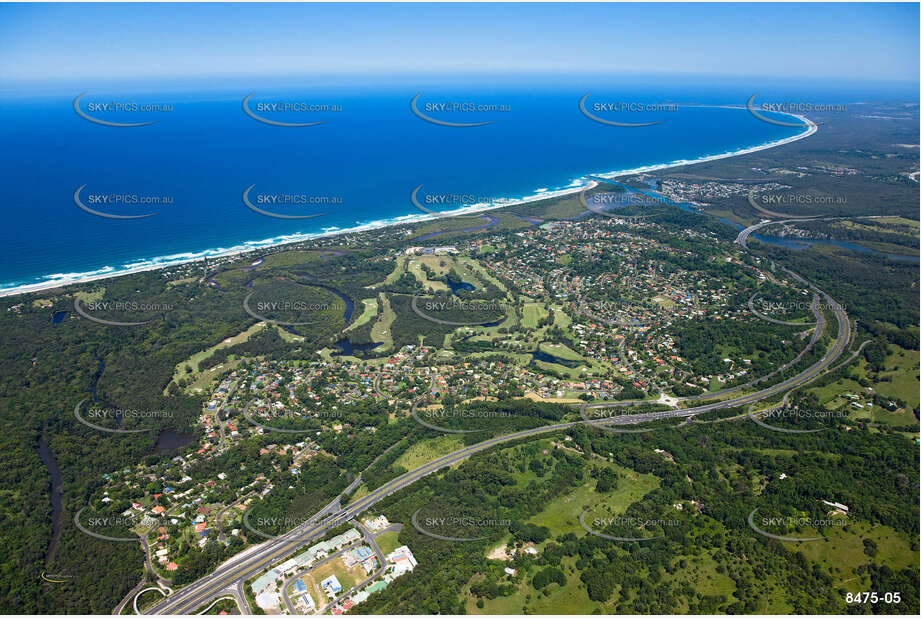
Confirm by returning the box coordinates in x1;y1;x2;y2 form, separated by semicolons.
38;436;64;570
601;179;918;262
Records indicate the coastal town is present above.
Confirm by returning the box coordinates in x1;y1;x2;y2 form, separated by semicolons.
74;200;841;612
3;3;919;616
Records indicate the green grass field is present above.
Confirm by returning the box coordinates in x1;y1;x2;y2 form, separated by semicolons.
466;555;600;615
370;293;396;351
521;303;548;329
795;521;919;594
665;551;737;612
299;558;360;604
345;297;378;332
135;589;167;612
537;341;584;361
527;461;660;538
371;255;407;288
807;344;919;427
459;256;509;294
550;305;571;329
465;455;661;614
873;345;921;407
392;435;465;472
350;484;370;502
407;257;449;292
374;530;401;556
171;322;264;377
651;295;676;310
167;322;268;394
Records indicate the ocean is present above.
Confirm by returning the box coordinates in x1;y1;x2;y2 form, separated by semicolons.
0;75;845;294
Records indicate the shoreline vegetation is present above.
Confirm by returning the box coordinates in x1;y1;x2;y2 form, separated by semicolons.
0;111;816;299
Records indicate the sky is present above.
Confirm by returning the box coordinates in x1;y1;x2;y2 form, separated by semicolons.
0;2;918;84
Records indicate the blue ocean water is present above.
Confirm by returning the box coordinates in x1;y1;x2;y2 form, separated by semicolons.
0;75;824;293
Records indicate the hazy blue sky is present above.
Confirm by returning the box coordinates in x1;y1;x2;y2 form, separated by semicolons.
1;2;917;83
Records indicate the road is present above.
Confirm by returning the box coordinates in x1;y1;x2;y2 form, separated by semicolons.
277;541;362;614
735;218;815;249
216;492;253;542
113;579;148;615
735;214;893;249
579;290;826;414
214;380;239;448
145;267;851;614
317;519;388;614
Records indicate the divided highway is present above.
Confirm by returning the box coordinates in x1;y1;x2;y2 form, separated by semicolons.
146;269;850;615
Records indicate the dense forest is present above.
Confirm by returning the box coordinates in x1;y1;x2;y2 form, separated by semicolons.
357;418;919;614
1;105;917;613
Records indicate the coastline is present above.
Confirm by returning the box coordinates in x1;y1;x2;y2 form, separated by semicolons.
0;112;817;300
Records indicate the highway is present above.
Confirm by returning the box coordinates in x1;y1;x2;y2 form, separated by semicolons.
735;214;893;249
579;291;827;415
146;264;851;615
736;217;816;249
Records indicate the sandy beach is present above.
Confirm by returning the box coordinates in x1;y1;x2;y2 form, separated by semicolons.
0;111;817;300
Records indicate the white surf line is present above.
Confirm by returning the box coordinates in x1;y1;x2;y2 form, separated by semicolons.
0;110;816;299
